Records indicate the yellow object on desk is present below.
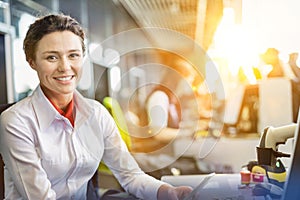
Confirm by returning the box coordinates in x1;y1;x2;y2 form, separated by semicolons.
194;130;209;137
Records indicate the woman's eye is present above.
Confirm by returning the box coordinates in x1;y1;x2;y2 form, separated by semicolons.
69;53;80;59
47;55;58;61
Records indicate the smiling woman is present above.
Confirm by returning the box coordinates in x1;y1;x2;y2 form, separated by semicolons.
0;13;193;200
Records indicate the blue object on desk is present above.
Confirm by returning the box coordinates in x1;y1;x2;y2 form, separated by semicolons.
252;182;283;198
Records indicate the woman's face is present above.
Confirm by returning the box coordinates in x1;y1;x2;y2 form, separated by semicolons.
29;31;83;100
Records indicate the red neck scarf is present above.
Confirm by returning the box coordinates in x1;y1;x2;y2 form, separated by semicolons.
49;99;74;127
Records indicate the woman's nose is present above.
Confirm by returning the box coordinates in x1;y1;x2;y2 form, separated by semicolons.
58;57;71;72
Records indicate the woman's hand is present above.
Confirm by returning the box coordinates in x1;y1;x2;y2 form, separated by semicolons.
157;184;193;200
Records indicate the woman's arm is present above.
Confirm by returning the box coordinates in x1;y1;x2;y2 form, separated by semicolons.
0;110;56;199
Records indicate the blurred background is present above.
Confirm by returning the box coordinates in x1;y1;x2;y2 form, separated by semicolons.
1;0;300;184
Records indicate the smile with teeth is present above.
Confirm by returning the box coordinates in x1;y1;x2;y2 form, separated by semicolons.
54;75;74;81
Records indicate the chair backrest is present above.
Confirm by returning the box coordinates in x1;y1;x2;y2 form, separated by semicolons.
0;103;15;199
0;154;3;199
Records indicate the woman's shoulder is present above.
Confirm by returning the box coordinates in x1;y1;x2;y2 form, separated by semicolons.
76;95;107;112
74;93;111;118
0;96;34;126
5;95;34;112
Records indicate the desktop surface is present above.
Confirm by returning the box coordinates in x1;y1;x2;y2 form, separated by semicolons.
162;173;282;200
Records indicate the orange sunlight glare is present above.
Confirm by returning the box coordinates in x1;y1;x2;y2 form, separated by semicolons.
211;8;259;84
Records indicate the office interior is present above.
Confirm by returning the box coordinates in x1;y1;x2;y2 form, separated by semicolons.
1;0;300;196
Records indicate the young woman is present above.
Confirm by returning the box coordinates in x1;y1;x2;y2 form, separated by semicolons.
0;14;192;199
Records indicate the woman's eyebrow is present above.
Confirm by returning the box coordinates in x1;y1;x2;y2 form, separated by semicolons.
42;49;81;54
42;50;59;54
68;49;82;53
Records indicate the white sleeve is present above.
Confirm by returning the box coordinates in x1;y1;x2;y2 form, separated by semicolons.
99;106;164;200
146;91;169;129
0;111;56;200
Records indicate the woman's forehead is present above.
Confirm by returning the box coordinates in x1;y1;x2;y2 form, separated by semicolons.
36;31;82;53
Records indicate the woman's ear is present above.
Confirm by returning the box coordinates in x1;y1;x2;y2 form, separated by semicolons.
28;59;36;70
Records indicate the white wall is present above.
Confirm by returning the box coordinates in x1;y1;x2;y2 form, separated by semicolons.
243;0;300;54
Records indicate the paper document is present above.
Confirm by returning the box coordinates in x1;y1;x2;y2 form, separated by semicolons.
183;172;215;200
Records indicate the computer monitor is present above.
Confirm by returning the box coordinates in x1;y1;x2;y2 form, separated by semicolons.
281;110;300;200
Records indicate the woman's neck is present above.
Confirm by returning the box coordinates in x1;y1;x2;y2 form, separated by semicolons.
51;97;73;112
40;85;73;112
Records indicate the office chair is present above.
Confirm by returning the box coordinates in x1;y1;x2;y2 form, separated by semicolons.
0;103;15;199
0;155;3;199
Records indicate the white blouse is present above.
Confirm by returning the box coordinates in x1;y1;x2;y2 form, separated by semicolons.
0;85;163;200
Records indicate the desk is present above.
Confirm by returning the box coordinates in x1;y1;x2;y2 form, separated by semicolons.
172;136;293;173
161;174;280;200
162;173;267;200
